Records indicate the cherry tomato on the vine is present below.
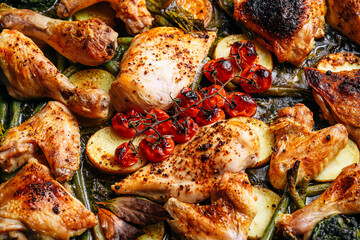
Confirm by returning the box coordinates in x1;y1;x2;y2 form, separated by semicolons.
139;135;175;162
144;109;173;135
230;40;258;69
115;142;140;167
224;92;257;117
201;85;227;110
112;109;143;138
203;58;234;84
195;107;225;126
176;87;202;118
170;117;199;143
241;64;272;94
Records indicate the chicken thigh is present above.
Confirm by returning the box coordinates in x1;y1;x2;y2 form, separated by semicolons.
0;29;110;119
109;27;216;112
165;172;257;240
57;0;153;34
0;159;97;239
269;103;348;190
0;101;80;183
233;0;326;66
279;163;360;240
112;120;259;203
0;6;118;66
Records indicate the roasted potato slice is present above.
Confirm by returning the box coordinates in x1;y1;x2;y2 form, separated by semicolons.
317;52;360;72
73;2;117;27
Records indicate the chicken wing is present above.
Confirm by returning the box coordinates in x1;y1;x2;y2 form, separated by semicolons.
0;159;97;239
269;103;348;190
165;172;257;240
306;67;360;148
109;27;216;113
0;6;118;66
57;0;153;34
0;101;80;183
0;29;110;119
233;0;326;66
279;163;360;240
112;120;259;203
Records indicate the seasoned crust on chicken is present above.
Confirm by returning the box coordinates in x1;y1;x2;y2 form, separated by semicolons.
269;104;348;190
0;159;97;239
0;101;80;183
0;29;110;119
306;67;360;148
109;27;216;113
57;0;153;34
279;163;360;240
165;172;257;240
0;7;118;66
233;0;326;66
112;120;259;203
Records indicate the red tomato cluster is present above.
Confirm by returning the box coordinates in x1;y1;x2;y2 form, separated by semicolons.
203;40;272;94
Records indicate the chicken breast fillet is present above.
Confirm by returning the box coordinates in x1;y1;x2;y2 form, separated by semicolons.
279;163;360;240
0;159;97;239
57;0;153;34
110;27;216;113
165;172;257;240
306;67;360;148
112;120;259;203
0;101;80;183
0;29;110;119
233;0;326;66
269;103;348;190
0;6;118;66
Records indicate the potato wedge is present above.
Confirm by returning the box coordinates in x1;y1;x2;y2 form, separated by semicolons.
317;52;360;72
213;34;273;71
73;2;117;27
86;126;147;175
315;139;359;182
228;117;274;167
248;186;281;239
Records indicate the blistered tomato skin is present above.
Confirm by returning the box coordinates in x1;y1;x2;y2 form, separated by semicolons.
230;40;258;69
241;64;272;94
112;110;142;138
203;58;234;84
170;117;199;143
224;92;257;117
176;87;202;118
139;135;175;162
201;85;227;110
115;142;140;167
196;107;226;126
144;109;173;135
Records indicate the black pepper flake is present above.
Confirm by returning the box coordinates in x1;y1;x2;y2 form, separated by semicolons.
114;185;120;190
52;206;59;214
326;135;331;141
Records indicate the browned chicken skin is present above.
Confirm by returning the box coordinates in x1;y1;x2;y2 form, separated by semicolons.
0;101;80;183
0;159;97;239
57;0;153;34
0;6;118;66
233;0;326;66
269;103;348;190
165;172;257;240
279;163;360;240
306;67;360;148
0;29;110;119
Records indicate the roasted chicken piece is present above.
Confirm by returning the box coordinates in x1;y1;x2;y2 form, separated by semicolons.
306;66;360;148
112;120;259;203
0;6;118;66
233;0;326;66
109;27;216;112
269;103;348;190
57;0;153;34
165;172;257;240
0;159;97;239
0;29;110;119
279;163;360;240
0;101;80;183
327;0;360;46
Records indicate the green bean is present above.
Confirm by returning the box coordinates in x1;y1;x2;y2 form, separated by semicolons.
33;102;47;115
306;183;331;197
102;60;120;76
191;57;210;91
63;64;82;78
56;52;67;73
93;220;106;240
255;87;312;98
8;100;22;129
0;88;9;131
118;37;133;45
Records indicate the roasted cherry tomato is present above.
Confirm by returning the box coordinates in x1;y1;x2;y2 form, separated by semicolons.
201;85;227;110
139;135;175;162
170;117;199;143
230;40;258;69
112;109;143;138
224;92;257;117
195;107;225;126
203;58;234;84
114;142;140;167
176;87;202;118
241;64;272;94
144;109;173;136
